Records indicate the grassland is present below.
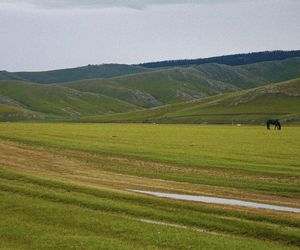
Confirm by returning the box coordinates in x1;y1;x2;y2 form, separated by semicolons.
0;123;299;249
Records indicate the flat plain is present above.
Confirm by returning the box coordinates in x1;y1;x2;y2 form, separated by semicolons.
0;123;299;249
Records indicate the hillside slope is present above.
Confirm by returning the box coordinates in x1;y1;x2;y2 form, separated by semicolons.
0;81;140;120
1;50;299;84
0;64;150;84
80;78;300;124
0;104;41;121
65;58;300;108
64;67;239;108
1;58;299;123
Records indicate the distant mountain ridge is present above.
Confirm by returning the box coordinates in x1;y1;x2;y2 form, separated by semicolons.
0;50;299;84
139;50;300;68
0;52;300;123
64;58;300;107
0;64;150;84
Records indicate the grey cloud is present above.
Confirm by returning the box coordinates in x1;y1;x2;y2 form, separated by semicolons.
0;0;244;10
1;0;299;71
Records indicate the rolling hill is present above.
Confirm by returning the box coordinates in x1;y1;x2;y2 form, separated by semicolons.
64;66;239;108
0;55;299;123
0;104;40;121
78;78;300;124
0;64;150;84
64;58;300;108
1;50;299;85
0;81;140;121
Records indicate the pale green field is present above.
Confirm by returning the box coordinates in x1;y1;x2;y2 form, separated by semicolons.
0;123;299;249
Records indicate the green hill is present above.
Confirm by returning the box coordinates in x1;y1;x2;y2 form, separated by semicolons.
0;104;41;121
64;67;239;108
1;57;300;123
64;58;300;108
1;50;299;85
0;64;150;84
0;81;140;121
79;78;300;124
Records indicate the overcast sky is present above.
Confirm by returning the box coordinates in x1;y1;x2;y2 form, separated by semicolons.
0;0;299;71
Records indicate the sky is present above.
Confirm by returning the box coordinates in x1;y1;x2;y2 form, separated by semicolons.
0;0;299;71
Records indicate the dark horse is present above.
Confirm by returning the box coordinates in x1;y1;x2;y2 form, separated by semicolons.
267;120;281;130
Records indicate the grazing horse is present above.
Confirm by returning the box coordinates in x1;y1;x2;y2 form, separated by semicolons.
267;120;281;130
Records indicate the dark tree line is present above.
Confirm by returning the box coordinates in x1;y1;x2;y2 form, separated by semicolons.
139;50;300;68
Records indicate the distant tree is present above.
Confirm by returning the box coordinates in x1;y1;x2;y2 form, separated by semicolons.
139;50;300;68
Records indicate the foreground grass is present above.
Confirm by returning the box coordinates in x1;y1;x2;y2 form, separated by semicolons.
0;123;299;249
0;168;299;249
1;193;295;250
0;123;299;197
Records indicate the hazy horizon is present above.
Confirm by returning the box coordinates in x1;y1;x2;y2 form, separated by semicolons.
1;49;299;73
1;0;299;71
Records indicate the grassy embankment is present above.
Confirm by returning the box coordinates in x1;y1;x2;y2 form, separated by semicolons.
0;123;299;249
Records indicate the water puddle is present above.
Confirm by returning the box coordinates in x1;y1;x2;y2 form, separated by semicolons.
130;190;300;213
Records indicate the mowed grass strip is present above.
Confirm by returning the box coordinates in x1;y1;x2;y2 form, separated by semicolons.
1;138;299;217
2;190;297;250
0;139;298;207
1;168;299;228
0;123;299;198
0;168;300;247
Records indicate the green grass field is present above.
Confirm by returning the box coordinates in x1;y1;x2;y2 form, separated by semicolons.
0;123;299;249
